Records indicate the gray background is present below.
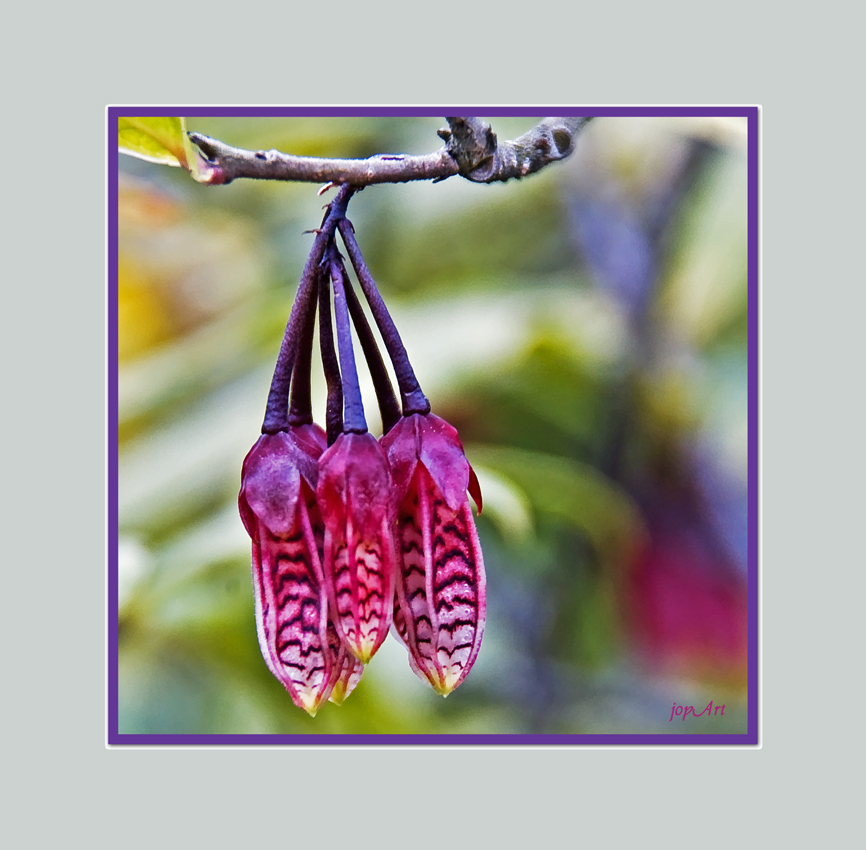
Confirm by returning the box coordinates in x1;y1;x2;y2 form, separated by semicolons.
6;3;859;846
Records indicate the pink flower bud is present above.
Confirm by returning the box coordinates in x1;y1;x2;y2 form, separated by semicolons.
317;432;397;664
239;427;339;716
381;413;486;696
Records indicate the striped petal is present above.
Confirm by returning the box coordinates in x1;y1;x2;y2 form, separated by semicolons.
250;492;335;715
326;623;365;705
240;429;337;715
317;432;396;664
382;414;486;695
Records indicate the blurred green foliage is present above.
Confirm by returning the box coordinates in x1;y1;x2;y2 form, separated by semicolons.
117;115;750;735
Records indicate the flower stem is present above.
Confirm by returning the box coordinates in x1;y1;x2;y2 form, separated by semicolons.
338;257;401;434
337;219;431;416
330;253;367;434
288;272;318;426
261;184;355;434
318;258;344;445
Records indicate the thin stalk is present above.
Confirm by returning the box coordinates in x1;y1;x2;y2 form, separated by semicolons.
337;219;431;416
338;257;401;434
330;255;367;434
287;272;318;427
261;183;355;434
318;260;343;445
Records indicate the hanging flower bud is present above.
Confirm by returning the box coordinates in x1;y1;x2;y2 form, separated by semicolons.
317;432;397;664
289;422;366;704
238;429;337;716
381;413;486;696
238;194;489;712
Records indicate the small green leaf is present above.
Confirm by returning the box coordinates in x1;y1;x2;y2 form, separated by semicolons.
118;117;220;183
119;117;187;167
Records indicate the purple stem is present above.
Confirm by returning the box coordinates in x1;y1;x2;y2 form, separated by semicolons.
287;272;318;427
330;255;367;434
338;257;401;434
261;184;355;434
337;219;431;416
318;259;343;445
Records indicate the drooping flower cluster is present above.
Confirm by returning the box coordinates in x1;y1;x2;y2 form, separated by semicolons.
238;186;485;715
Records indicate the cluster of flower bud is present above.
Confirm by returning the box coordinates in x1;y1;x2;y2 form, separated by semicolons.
238;186;485;715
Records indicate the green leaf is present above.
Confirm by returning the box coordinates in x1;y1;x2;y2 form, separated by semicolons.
471;465;535;545
466;444;646;565
118;117;219;183
119;117;187;166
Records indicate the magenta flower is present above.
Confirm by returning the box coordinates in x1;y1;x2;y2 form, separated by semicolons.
317;431;398;664
238;190;487;712
291;423;365;704
239;426;347;716
381;413;486;696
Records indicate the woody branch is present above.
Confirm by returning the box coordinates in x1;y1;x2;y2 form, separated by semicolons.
188;117;593;187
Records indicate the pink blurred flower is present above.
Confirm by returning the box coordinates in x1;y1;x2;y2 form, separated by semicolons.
626;531;748;688
381;413;486;696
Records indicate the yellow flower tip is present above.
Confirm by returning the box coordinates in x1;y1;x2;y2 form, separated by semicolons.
430;678;454;698
298;692;323;717
351;638;376;666
430;668;463;697
329;685;347;706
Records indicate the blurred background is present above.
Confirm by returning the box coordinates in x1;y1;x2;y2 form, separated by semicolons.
116;115;749;735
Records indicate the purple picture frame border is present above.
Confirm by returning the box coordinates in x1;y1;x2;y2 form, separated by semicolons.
107;105;760;747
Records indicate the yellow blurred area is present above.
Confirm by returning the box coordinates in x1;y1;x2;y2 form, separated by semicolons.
119;180;181;228
117;178;183;362
117;173;269;365
118;256;175;362
638;369;699;437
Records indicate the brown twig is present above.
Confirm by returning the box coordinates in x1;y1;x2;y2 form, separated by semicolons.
188;117;593;187
443;116;594;183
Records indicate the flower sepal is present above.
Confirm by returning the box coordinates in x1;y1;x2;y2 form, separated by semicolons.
317;432;398;664
382;413;486;696
239;427;338;716
239;430;320;539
